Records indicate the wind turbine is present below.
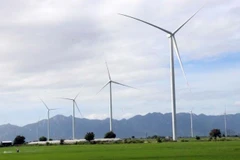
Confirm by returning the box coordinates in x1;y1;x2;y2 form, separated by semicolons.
190;110;193;138
59;92;83;140
36;116;41;141
97;61;135;132
119;5;204;140
40;99;58;141
224;107;227;137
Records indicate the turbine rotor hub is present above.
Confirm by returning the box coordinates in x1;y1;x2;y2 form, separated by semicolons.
167;34;172;38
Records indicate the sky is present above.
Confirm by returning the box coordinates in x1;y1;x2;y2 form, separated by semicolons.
0;0;239;126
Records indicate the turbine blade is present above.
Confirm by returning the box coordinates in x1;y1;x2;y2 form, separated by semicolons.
58;97;73;101
74;92;81;100
105;61;111;80
173;5;205;34
96;81;110;95
74;86;84;100
118;13;172;34
112;81;137;90
40;98;49;110
49;108;59;111
74;101;83;118
172;36;191;92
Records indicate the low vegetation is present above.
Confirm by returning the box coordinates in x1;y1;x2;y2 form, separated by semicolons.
13;135;25;145
84;132;95;141
209;129;222;140
104;131;116;138
60;139;64;145
1;141;240;159
39;136;47;141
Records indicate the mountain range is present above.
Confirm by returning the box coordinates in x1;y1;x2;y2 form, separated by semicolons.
1;112;239;142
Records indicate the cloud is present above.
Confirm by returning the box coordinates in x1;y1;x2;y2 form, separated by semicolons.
85;113;108;120
0;0;239;125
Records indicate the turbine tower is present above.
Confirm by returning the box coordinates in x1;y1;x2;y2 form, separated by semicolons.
190;110;193;138
97;61;135;132
60;92;82;140
36;116;41;141
40;99;58;141
224;107;227;137
119;6;204;140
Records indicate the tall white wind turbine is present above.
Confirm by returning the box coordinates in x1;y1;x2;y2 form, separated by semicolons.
40;99;58;141
60;92;83;140
190;110;193;138
97;61;135;132
119;6;204;140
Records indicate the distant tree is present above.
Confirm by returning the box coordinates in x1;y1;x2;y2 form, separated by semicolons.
39;136;47;141
152;135;158;139
13;135;25;145
60;139;64;145
85;132;95;141
104;131;116;138
196;136;200;140
131;136;135;139
156;137;162;143
209;129;221;139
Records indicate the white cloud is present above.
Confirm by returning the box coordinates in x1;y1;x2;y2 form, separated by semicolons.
85;113;108;120
0;0;239;125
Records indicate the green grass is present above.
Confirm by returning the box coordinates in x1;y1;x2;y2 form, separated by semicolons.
0;141;240;160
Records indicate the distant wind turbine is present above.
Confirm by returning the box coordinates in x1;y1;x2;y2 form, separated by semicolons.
36;116;41;141
190;110;193;138
119;5;204;140
97;61;136;132
40;99;58;141
59;92;83;140
224;107;227;137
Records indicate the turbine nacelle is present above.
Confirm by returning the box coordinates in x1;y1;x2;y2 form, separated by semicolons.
167;34;173;38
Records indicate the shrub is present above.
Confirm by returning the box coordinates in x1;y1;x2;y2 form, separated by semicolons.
208;137;212;141
151;135;158;139
196;136;200;140
77;141;90;145
13;135;25;145
218;138;226;141
39;136;47;141
180;139;189;142
113;140;122;144
209;129;221;139
156;137;162;143
104;131;116;138
60;139;64;145
85;132;95;141
122;138;144;144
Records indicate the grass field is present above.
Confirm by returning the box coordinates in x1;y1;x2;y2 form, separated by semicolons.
0;141;240;160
